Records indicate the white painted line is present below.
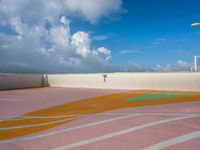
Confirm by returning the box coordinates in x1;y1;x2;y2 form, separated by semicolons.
0;115;78;120
1;113;200;120
0;114;140;144
51;115;197;150
0;117;78;131
143;131;200;150
0;98;21;102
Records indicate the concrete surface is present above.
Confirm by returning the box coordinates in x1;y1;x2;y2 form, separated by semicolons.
48;72;200;91
0;73;47;90
1;72;200;91
0;87;199;150
0;87;124;119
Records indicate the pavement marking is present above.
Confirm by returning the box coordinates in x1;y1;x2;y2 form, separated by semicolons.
0;114;141;144
51;115;198;150
0;115;79;121
0;98;21;102
143;131;200;150
0;117;78;131
1;113;200;120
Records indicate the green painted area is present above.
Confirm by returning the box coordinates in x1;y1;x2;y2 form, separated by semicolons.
126;92;192;102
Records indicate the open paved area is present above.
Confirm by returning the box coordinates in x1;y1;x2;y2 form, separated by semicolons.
0;87;200;150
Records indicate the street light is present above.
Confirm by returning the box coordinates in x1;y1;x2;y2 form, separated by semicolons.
191;23;200;72
191;23;200;27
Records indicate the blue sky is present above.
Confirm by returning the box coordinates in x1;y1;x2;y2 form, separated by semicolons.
0;0;200;73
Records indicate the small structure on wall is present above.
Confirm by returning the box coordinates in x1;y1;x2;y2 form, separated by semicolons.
194;56;200;72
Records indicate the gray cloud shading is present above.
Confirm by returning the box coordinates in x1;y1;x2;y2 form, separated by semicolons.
0;0;123;73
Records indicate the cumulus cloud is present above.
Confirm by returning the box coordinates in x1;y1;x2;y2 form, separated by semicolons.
71;31;91;57
176;60;191;70
0;0;123;24
94;47;112;61
155;64;173;72
0;0;123;73
63;0;123;23
122;61;149;72
155;60;192;72
0;16;112;72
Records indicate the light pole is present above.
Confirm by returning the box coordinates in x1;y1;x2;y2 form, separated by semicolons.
191;23;200;72
191;23;200;27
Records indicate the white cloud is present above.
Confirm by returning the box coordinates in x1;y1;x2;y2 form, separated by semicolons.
176;60;191;70
50;27;69;48
151;38;166;45
93;35;108;41
63;0;123;23
119;50;141;54
94;47;111;61
155;60;192;72
71;31;91;57
123;61;148;72
60;16;71;27
155;64;173;72
0;17;112;72
0;0;123;25
0;0;122;72
0;0;62;25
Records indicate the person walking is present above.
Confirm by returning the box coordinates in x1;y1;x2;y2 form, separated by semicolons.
103;74;107;82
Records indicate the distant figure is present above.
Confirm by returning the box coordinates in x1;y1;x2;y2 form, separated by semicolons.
103;74;107;82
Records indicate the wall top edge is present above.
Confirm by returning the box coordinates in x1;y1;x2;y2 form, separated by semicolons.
47;72;200;75
0;72;200;75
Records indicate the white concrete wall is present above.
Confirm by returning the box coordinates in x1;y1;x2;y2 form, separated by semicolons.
48;72;200;91
1;72;200;91
0;73;44;90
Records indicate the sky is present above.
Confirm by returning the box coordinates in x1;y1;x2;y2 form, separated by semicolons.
0;0;200;73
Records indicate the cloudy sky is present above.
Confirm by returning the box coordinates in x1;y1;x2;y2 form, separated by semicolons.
0;0;200;73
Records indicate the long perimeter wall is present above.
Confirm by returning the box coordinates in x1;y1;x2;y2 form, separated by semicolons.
0;73;48;90
0;72;200;91
48;72;200;91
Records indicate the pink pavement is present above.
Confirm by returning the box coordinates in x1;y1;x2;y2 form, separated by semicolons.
164;138;200;150
0;88;200;150
2;115;168;150
78;117;199;150
0;87;126;118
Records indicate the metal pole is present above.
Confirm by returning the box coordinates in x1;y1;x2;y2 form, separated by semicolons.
194;56;197;72
191;23;200;72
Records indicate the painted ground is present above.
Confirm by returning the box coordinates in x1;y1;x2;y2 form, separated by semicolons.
0;87;200;150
